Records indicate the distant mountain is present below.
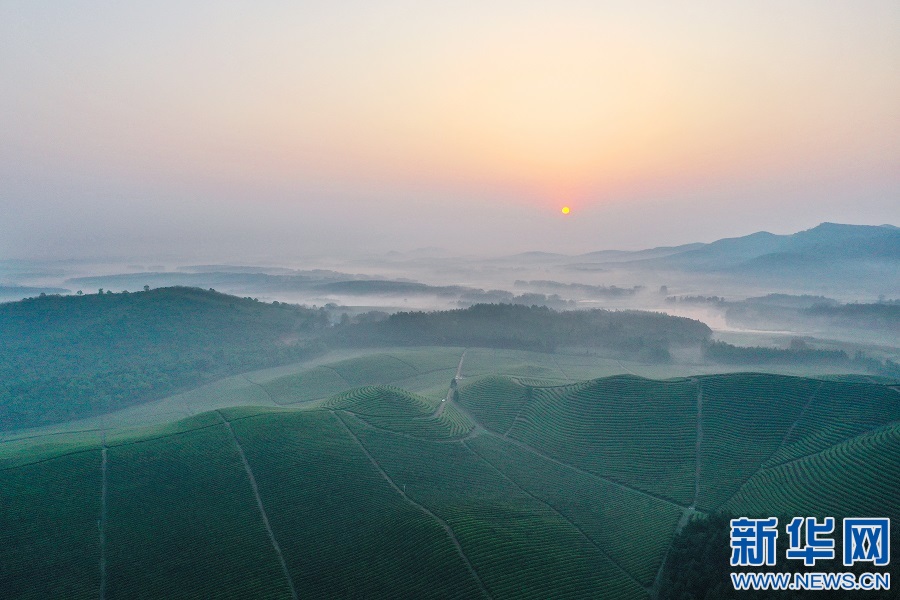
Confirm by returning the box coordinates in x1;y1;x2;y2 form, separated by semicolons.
737;222;900;270
498;223;897;271
556;223;898;283
539;222;898;294
576;242;705;262
653;223;898;270
645;230;789;269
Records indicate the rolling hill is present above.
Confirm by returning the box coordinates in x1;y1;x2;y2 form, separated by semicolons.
2;372;897;599
0;289;710;431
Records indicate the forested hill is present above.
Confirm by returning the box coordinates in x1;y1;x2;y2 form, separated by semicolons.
0;288;328;430
337;303;711;355
0;288;710;431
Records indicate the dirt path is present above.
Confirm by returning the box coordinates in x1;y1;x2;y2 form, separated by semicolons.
434;398;447;418
456;389;688;598
484;428;687;509
763;381;823;469
241;375;281;407
714;381;824;511
617;360;639;376
552;355;571;380
431;350;468;418
648;505;696;598
455;350;467;379
99;445;108;600
648;378;704;599
463;439;646;591
334;411;492;600
218;413;298;600
693;379;703;507
448;388;684;508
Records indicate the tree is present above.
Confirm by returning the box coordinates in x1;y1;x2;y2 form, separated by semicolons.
789;337;808;350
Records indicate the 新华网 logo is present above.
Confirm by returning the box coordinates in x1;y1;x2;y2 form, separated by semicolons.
730;517;890;568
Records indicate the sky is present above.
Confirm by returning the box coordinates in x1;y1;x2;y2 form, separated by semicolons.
1;1;898;260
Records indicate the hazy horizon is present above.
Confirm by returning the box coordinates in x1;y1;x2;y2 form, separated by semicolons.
2;2;898;261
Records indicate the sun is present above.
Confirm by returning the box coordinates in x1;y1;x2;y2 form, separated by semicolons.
561;206;570;215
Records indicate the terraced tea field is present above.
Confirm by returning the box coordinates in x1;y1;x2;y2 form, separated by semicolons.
3;344;877;447
2;371;898;598
0;347;466;443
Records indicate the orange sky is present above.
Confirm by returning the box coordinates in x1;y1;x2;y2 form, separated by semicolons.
1;1;898;257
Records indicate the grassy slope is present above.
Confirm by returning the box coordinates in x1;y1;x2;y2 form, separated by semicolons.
0;347;464;443
3;340;885;442
1;373;898;599
230;410;483;599
0;451;101;600
458;375;698;503
106;422;293;599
